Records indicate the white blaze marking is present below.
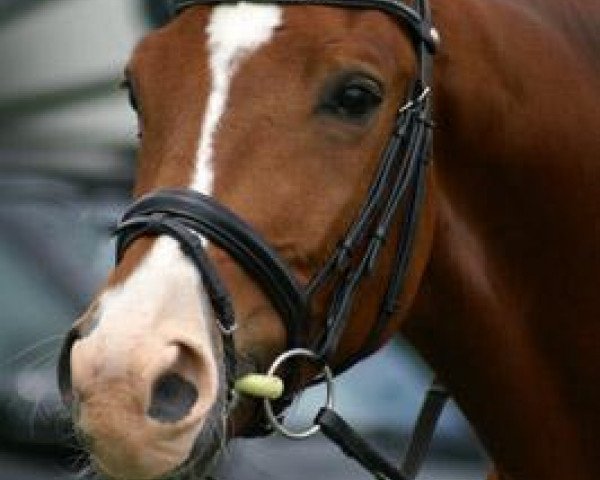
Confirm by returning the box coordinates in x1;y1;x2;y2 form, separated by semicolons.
192;2;282;194
88;5;282;381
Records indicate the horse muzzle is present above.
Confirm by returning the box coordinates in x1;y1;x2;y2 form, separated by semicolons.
58;322;223;479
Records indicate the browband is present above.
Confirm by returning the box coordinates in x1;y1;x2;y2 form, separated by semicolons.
171;0;438;52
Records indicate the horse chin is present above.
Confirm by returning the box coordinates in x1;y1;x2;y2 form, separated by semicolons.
72;367;229;480
166;402;228;480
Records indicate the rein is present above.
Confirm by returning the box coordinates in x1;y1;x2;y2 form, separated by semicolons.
114;0;447;478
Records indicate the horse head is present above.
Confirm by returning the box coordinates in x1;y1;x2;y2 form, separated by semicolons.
57;2;438;478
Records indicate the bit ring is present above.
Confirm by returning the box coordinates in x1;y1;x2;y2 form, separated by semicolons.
263;348;334;439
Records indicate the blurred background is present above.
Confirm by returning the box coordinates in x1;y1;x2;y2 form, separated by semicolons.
0;1;488;479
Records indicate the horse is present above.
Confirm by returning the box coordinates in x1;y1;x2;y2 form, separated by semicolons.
57;0;600;478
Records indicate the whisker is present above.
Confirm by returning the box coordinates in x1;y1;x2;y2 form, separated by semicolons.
20;347;61;372
2;333;65;367
67;447;96;479
27;395;44;440
74;461;95;479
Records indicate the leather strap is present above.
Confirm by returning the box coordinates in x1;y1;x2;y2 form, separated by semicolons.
311;83;433;364
116;189;309;350
316;407;409;480
171;0;438;53
315;379;449;480
115;212;240;389
399;380;449;479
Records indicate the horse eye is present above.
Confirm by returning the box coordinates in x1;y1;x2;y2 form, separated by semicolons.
121;78;143;138
319;75;383;122
121;79;139;113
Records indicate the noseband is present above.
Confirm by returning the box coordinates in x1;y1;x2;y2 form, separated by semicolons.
112;0;446;478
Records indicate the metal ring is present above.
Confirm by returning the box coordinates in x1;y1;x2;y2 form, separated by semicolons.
263;348;334;440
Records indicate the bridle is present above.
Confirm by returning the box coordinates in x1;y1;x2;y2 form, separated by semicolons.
117;0;437;374
81;0;447;478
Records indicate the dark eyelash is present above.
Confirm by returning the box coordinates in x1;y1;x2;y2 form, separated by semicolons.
120;78;139;113
120;79;142;139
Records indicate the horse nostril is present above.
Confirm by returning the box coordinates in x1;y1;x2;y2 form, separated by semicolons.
148;372;199;423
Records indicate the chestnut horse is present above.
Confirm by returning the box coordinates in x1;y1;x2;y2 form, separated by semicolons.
58;0;599;478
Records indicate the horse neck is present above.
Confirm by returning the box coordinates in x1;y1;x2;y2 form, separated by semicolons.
403;0;600;478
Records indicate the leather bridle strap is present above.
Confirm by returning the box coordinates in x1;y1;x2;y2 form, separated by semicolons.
115;212;238;390
172;0;438;52
115;191;310;396
316;378;449;480
309;82;432;363
115;189;309;351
